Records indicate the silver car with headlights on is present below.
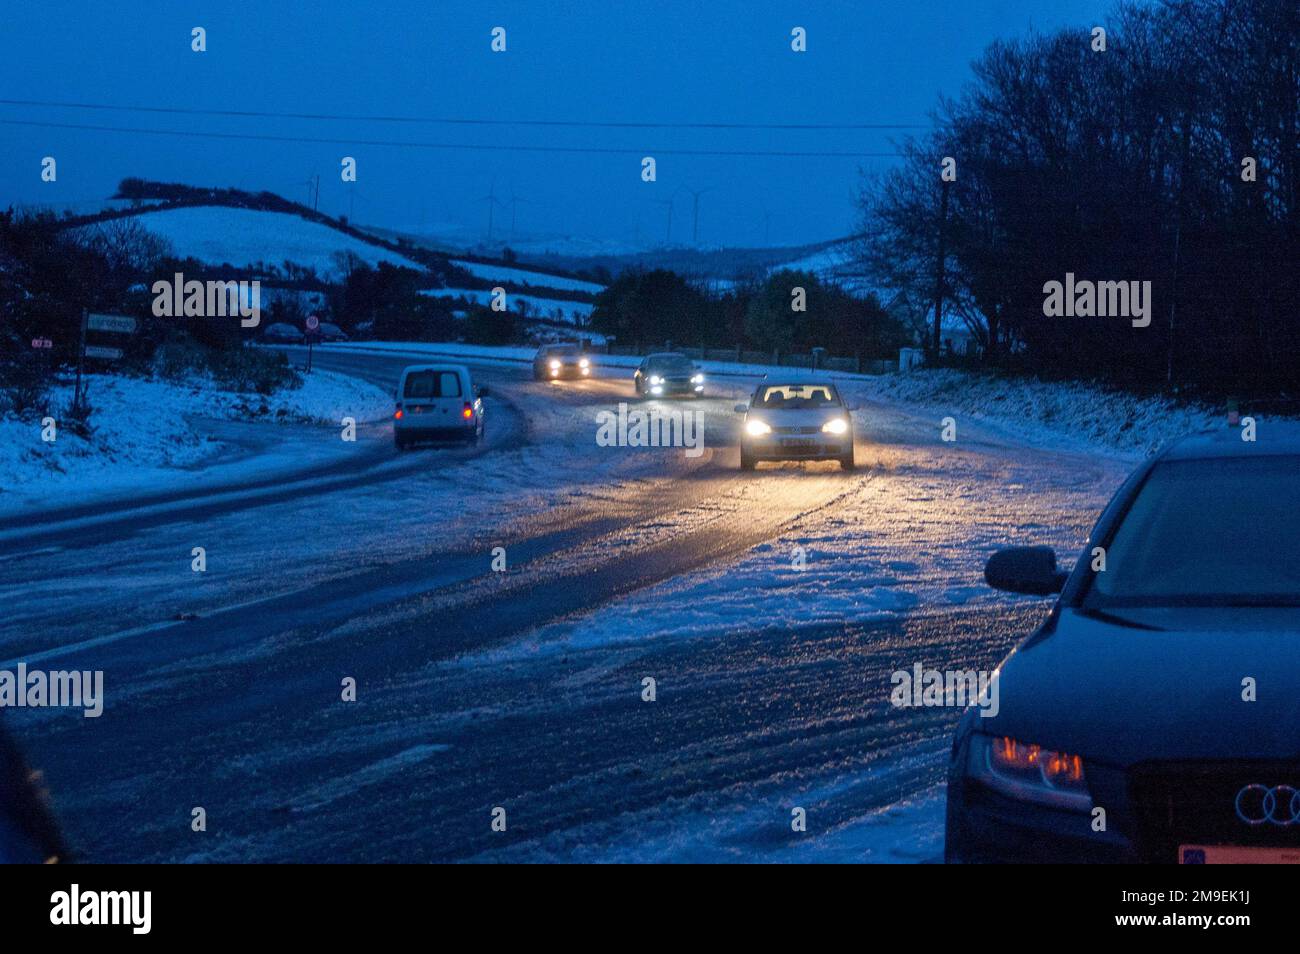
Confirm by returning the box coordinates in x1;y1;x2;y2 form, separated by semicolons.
735;381;855;470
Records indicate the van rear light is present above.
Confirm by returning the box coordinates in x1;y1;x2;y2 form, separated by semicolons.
394;406;403;420
462;403;474;420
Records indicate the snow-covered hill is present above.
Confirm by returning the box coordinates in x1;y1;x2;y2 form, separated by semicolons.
419;288;593;324
448;259;604;294
84;206;430;276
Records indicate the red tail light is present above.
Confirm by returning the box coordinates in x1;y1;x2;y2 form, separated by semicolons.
462;403;474;420
394;407;403;420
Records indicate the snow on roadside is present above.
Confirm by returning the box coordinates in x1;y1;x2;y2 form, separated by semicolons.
0;370;392;503
863;368;1222;459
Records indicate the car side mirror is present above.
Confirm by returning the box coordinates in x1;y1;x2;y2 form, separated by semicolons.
985;546;1066;596
734;404;748;414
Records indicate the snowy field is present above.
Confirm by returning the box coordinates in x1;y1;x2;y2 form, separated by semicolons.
450;259;604;294
0;369;393;511
84;207;430;275
419;288;594;324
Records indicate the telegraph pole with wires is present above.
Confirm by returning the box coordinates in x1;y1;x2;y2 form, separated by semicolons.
931;176;951;359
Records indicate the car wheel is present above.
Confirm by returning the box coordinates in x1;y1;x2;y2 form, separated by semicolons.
740;448;756;470
839;451;855;471
395;436;408;451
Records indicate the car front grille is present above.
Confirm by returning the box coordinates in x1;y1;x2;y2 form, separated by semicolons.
1128;761;1300;862
772;425;821;435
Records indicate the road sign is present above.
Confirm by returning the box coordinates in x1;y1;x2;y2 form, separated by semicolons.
84;345;123;360
305;315;320;331
86;313;137;335
31;337;53;349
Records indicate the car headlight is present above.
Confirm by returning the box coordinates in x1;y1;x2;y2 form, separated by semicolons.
821;417;849;435
579;357;590;369
745;418;771;437
549;359;561;370
690;374;704;384
649;375;663;385
967;734;1091;811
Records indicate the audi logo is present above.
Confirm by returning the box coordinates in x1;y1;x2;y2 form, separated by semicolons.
1235;784;1300;826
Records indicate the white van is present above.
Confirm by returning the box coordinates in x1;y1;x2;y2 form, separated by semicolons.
393;364;487;450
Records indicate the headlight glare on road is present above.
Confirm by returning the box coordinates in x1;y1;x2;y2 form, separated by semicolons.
745;418;771;437
821;417;849;435
968;734;1091;811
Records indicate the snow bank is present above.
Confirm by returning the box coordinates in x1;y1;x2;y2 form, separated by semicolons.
0;370;392;505
862;368;1224;459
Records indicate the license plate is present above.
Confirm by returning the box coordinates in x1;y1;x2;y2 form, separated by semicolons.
1179;844;1300;864
781;439;817;449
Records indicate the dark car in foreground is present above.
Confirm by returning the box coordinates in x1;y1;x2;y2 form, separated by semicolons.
946;425;1300;864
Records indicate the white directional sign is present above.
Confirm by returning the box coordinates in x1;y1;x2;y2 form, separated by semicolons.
84;345;124;360
86;313;138;335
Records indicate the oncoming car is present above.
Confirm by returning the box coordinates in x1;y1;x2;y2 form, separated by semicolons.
946;426;1300;864
393;364;486;450
633;353;704;398
735;381;854;470
533;343;590;381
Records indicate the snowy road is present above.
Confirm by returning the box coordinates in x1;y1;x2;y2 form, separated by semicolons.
0;346;1131;861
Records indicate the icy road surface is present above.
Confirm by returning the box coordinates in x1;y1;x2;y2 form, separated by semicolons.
0;346;1130;862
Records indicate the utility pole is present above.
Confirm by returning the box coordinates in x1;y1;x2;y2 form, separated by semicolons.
683;186;712;245
931;177;951;359
74;307;87;411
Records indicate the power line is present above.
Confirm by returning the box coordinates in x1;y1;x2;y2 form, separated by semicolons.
0;118;901;158
0;97;927;131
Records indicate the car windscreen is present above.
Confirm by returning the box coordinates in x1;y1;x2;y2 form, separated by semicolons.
756;385;839;408
646;357;693;373
403;370;462;399
543;345;578;356
1084;456;1300;607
